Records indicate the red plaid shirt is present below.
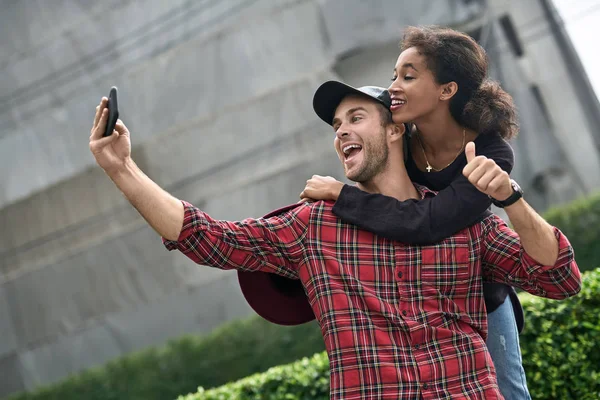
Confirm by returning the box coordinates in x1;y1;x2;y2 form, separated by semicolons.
163;187;580;400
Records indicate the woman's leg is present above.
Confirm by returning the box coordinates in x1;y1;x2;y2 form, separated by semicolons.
486;296;531;400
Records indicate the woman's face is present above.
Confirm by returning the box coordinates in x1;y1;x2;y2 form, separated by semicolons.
388;47;446;124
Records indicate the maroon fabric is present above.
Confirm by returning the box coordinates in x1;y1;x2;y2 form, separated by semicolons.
238;203;314;325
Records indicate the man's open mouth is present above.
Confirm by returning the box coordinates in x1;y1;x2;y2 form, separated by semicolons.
342;144;363;160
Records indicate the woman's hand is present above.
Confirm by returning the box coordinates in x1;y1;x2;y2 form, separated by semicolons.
299;175;344;201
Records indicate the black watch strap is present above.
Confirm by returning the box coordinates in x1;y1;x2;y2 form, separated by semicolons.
491;179;523;208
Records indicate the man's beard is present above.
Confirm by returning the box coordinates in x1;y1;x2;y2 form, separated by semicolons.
347;128;389;183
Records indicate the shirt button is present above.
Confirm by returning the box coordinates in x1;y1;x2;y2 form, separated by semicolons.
397;271;403;279
414;344;420;350
423;382;429;390
402;310;407;316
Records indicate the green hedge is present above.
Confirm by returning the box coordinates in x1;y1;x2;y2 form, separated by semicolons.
544;191;600;272
7;319;325;400
178;353;330;400
519;268;600;400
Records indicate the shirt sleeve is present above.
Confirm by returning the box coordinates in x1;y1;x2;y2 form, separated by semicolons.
480;216;582;300
332;134;514;245
162;201;309;279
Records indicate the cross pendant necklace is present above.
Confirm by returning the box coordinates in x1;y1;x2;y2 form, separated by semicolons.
417;129;466;173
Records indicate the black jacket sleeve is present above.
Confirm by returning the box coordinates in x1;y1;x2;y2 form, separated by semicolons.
332;135;514;244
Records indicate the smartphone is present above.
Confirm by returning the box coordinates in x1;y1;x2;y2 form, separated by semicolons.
103;86;119;137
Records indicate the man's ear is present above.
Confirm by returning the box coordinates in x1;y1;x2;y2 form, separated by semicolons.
440;81;458;101
388;123;405;143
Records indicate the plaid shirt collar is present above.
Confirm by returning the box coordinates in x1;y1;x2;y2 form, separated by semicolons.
414;183;437;199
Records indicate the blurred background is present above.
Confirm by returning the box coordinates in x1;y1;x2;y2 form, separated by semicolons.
1;0;599;398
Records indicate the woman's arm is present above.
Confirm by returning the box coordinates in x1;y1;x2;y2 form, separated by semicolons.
332;176;494;244
331;135;514;244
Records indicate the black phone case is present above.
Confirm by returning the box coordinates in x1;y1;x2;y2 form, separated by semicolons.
104;86;119;137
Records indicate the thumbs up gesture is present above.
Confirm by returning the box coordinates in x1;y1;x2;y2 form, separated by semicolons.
462;142;514;201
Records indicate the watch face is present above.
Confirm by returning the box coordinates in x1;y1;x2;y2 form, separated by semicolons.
510;180;522;194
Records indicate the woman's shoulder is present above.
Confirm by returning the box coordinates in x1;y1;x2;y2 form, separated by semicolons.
474;132;512;151
473;133;515;171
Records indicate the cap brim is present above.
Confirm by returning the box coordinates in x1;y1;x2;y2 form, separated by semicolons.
313;81;374;126
237;203;315;326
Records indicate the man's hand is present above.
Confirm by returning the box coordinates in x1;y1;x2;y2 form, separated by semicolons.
88;98;184;240
462;142;513;201
89;97;132;176
299;175;344;201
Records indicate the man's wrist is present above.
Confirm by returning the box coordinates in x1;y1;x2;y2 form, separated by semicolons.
494;185;514;202
104;157;135;178
107;157;137;183
491;179;523;208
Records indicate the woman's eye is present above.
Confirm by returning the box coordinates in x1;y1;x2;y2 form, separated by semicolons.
390;75;397;81
404;76;415;81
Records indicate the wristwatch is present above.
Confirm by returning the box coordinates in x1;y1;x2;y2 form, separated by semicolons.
491;179;523;208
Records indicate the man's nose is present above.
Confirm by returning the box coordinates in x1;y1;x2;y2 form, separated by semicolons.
335;126;349;140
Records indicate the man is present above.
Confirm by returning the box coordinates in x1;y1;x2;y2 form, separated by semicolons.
89;82;580;399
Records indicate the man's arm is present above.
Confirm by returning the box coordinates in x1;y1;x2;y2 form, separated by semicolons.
89;98;307;277
503;198;558;265
162;201;309;278
479;215;581;299
89;97;184;240
110;157;184;241
463;141;558;265
463;141;581;298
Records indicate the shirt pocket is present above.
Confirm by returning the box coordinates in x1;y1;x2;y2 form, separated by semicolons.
419;235;473;296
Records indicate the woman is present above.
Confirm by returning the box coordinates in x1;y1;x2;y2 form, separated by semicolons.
301;26;530;399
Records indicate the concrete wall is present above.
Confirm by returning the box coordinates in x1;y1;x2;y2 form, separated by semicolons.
1;0;598;397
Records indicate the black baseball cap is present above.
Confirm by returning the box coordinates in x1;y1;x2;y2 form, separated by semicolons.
313;81;392;125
